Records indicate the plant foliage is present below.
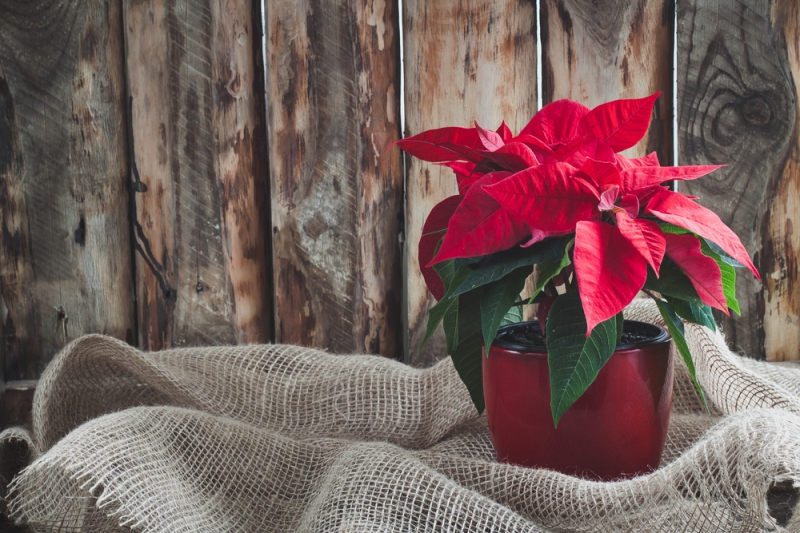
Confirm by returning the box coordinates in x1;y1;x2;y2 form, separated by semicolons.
400;93;760;425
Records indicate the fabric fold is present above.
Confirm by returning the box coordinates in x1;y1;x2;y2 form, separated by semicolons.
2;299;799;532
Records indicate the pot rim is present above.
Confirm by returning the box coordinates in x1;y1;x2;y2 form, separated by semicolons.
492;319;670;353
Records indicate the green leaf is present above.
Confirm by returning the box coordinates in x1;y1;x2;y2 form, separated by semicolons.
703;239;744;268
667;296;716;333
654;298;710;415
433;260;473;299
658;222;692;235
451;238;566;296
615;312;624;345
644;257;703;304
442;296;459;354
418;296;457;352
699;240;740;315
545;291;619;426
448;288;486;413
528;240;574;303
453;257;481;270
480;268;529;353
502;302;523;326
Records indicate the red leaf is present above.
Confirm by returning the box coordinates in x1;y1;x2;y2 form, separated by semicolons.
579;93;661;152
646;190;760;279
580;159;622;190
494;142;539;168
664;234;728;314
475;120;505;151
618;194;639;218
615;151;660;170
615;212;666;274
629;152;661;167
419;196;463;300
496;121;513;142
598;187;621;211
511;134;555;161
569;139;616;169
621;164;724;192
393;127;483;162
574;221;648;334
537;295;557;330
546;138;584;163
440;161;481;194
632;185;667;204
485;162;600;232
430;173;529;265
520;100;590;144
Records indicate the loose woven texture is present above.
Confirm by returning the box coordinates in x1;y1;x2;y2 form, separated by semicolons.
3;300;800;532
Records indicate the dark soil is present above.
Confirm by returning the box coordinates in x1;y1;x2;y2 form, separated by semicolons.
494;320;667;351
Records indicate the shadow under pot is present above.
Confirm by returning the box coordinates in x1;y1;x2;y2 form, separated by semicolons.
482;320;674;481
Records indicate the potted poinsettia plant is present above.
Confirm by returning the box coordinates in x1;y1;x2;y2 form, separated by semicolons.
396;93;760;479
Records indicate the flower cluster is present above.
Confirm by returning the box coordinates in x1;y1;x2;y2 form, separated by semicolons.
396;93;760;421
400;94;758;334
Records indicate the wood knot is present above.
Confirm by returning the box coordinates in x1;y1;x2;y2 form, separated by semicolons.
741;96;771;127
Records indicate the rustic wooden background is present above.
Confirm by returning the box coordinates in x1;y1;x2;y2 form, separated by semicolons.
0;0;798;393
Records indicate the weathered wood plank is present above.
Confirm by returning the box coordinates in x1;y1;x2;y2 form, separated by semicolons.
403;1;538;366
541;0;674;162
211;0;272;343
266;0;403;356
0;0;135;379
0;380;35;429
124;0;272;350
677;0;798;360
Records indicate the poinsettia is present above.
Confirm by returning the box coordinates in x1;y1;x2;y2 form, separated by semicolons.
396;93;760;425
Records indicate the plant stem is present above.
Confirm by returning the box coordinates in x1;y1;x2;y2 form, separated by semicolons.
642;289;662;302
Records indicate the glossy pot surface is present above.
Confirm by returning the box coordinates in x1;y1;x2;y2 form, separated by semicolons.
482;320;674;481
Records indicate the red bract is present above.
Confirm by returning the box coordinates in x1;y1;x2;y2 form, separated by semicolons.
496;121;513;142
645;190;760;279
615;212;665;274
430;172;529;265
475;121;505;151
418;195;463;300
663;233;728;314
574;221;648;334
440;161;481;195
396;92;759;338
485;162;600;232
621;164;724;191
578;93;661;152
393;127;484;162
520;99;590;144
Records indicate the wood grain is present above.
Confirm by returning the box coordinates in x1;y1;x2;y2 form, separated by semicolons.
677;0;798;360
0;0;134;379
211;0;272;343
541;0;674;162
403;1;538;366
124;0;271;350
266;0;403;356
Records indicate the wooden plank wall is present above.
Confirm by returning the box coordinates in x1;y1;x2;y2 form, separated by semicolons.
677;0;800;361
0;0;134;380
541;0;674;163
123;0;271;351
403;0;538;366
0;0;798;385
265;0;403;357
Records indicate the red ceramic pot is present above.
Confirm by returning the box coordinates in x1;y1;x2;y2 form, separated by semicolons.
482;320;673;481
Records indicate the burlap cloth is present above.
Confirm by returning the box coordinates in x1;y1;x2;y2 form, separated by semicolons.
1;299;799;532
